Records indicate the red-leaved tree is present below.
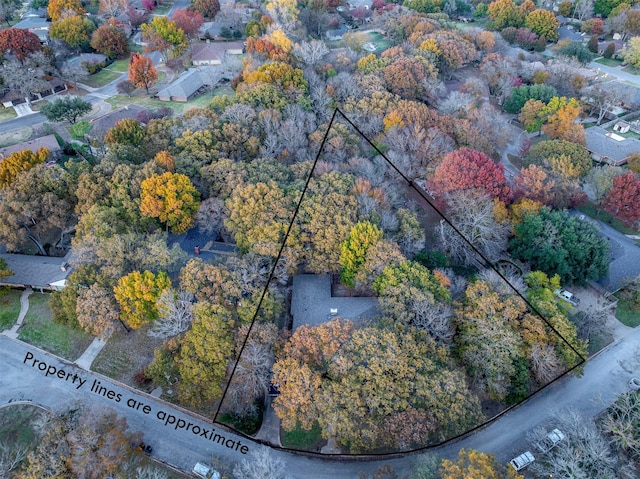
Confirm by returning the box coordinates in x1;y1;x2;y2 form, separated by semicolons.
429;147;513;203
171;9;204;41
0;28;41;62
602;171;640;227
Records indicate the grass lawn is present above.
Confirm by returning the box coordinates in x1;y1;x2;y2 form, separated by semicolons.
281;421;325;451
0;126;32;148
107;86;233;114
622;64;640;75
0;288;22;330
595;57;623;67
107;59;130;72
613;295;640;327
365;32;393;51
0;106;17;121
83;69;123;88
18;293;93;361
92;326;165;387
577;201;640;235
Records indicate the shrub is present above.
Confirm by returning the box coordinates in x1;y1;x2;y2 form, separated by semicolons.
603;42;615;59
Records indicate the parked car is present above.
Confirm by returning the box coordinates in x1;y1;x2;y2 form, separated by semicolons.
534;428;565;453
193;463;220;479
554;289;580;306
509;451;535;471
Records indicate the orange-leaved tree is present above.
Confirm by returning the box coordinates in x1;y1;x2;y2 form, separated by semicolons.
128;52;158;94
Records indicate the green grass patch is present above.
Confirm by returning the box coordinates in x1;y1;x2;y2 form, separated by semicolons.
0;126;32;148
107;58;130;72
83;69;123;88
577;201;640;235
0;404;50;450
595;57;623;67
0;288;21;330
0;106;17;121
18;293;93;360
107;86;233;115
613;295;640;327
281;421;324;450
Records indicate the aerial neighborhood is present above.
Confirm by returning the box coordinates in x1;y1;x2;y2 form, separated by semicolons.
2;0;640;477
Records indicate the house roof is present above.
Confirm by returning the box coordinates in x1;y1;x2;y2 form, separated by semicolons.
157;69;209;99
290;274;378;330
191;42;243;62
0;134;61;159
89;105;147;137
585;126;640;162
68;53;108;66
0;252;72;289
13;17;50;30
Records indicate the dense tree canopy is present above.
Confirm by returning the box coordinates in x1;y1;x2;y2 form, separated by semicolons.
90;25;129;59
0;28;41;61
0;147;49;189
509;207;609;285
113;270;171;329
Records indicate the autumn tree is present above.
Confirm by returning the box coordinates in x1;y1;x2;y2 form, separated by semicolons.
171;9;204;41
190;0;220;18
141;16;187;60
524;139;591;176
441;449;524;479
139;172;200;234
39;96;92;124
176;302;234;405
128;52;158;93
48;0;85;22
383;56;427;100
0;147;49;189
224;181;301;262
90;25;129;59
0;28;40;62
49;15;96;49
513;165;557;205
104;118;145;147
429;147;513;203
525;9;559;41
509;207;609;284
113;270;171;329
601;171;640;226
542;98;585;145
339;221;383;288
487;0;526;29
76;284;120;338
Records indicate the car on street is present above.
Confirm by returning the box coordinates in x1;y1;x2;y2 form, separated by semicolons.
509;451;535;471
193;463;220;479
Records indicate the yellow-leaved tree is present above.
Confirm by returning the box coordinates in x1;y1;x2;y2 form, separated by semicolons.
0;147;49;189
140;172;200;234
113;270;171;329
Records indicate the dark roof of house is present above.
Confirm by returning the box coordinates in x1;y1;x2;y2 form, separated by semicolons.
0;134;61;159
157;69;208;100
89;105;147;137
13;17;50;29
191;42;243;62
290;274;378;330
585;126;640;162
0;252;72;288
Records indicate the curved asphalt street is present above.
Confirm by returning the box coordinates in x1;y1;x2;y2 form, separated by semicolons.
2;322;640;477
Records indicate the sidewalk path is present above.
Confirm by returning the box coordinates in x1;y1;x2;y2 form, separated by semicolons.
2;288;33;339
75;337;108;369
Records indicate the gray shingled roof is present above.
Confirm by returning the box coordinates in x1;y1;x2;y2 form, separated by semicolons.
585;126;640;163
191;42;243;63
290;274;378;330
157;69;209;100
89;105;147;138
0;252;72;289
0;134;61;159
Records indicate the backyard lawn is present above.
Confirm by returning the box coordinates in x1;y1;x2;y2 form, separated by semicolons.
18;293;93;360
614;294;640;327
0;127;33;148
577;201;640;236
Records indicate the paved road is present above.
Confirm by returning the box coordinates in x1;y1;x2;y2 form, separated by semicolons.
3;321;640;477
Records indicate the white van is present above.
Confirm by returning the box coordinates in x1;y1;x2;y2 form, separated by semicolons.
554;289;580;306
193;463;220;479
